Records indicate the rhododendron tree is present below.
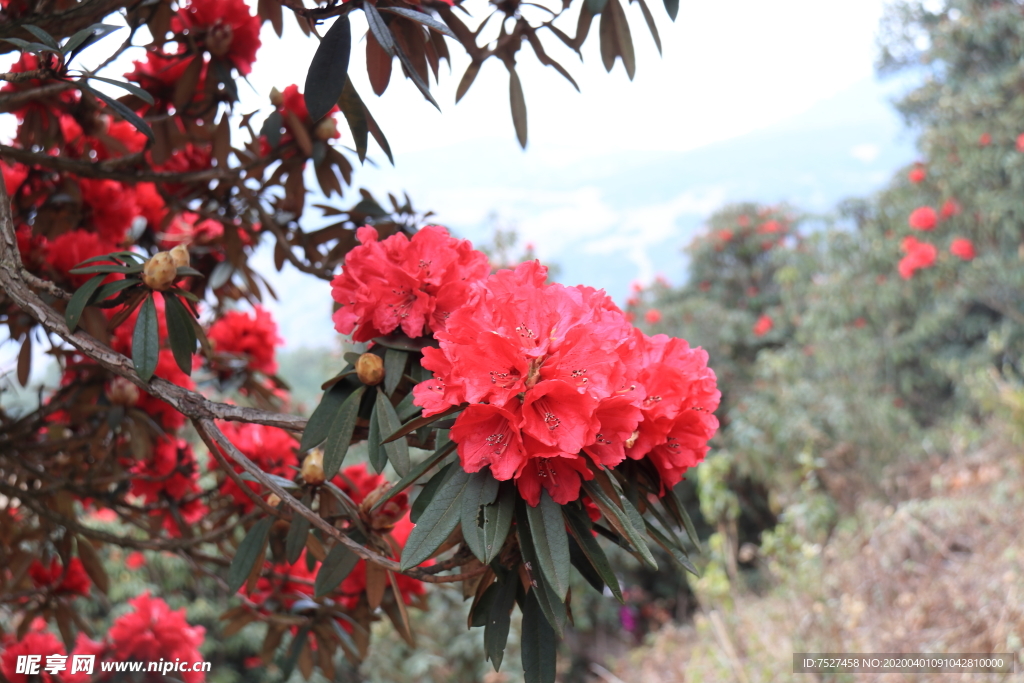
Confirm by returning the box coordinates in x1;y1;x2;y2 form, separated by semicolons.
0;0;705;680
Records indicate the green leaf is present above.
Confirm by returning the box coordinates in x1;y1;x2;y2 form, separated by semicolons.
379;7;456;38
395;390;421;421
384;403;461;443
563;504;622;601
300;381;355;452
363;2;396;56
410;461;453;523
337;79;369;162
64;274;106;333
131;295;159;382
484;572;518;671
663;0;679;21
227;517;272;593
280;625;310;682
80;82;153;139
367;401;386;474
323;385;366;479
521;590;558;683
68;263;138;275
581;480;658;569
516;503;567;635
62;23;121;61
393;38;440;111
371;439;456;512
2;38;60;55
461;469;499;562
22;25;58;50
314;542;359;597
586;0;609;13
483;481;515;563
86;75;156;105
259;110;283;148
508;66;527;149
375;387;410;476
285;493;313;565
665;488;701;551
646;519;699;576
400;465;471;570
383;348;407;396
568;534;604;594
163;293;196;376
92;277;140;304
525;490;570;599
304;15;351;121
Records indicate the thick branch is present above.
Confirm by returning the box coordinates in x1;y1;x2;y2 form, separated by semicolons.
0;144;239;184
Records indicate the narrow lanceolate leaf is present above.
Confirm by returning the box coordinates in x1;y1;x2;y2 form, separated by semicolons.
323;385;366;479
131;295;159;382
375;387;410;476
314;542;359;597
455;61;481;103
525;490;570;599
304;15;352;122
372;439;455;512
92;277;139;304
646;520;699;576
384;403;461;443
23;25;58;49
80;82;153;139
393;38;440;110
65;274;106;333
259;110;284;149
337;79;369;162
508;66;528;149
461;470;499;562
286;493;313;565
634;0;662;54
609;0;635;79
75;536;109;594
484;572;518;671
299;381;355;452
379;7;456;38
410;462;453;523
664;488;701;551
163;293;197;376
483;481;515;563
581;480;658;569
367;402;386;474
521;590;558;683
400;465;471;570
227;517;273;593
516;504;567;635
663;0;679;21
563;504;622;601
568;534;604;594
383;348;407;396
363;2;396;55
86;75;156;105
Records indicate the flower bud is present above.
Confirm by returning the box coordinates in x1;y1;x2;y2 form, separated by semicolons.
142;251;177;291
170;244;190;268
269;87;284;107
356;353;384;386
301;449;325;485
106;376;140;407
267;493;281;508
314;117;338;141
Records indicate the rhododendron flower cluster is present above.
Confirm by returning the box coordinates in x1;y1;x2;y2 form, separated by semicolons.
173;0;262;75
753;314;773;337
950;237;976;260
331;225;490;341
898;236;938;279
412;260;719;505
908;165;926;183
215;423;297;511
207;305;282;375
908;206;938;231
29;558;91;596
1;621;65;683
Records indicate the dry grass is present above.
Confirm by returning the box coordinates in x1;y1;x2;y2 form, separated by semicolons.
606;436;1024;683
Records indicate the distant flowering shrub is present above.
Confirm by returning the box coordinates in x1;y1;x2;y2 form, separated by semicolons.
908;206;938;231
898;236;938;279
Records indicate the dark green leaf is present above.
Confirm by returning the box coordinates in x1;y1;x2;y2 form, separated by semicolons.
92;277;139;304
64;274;106;333
383;348;407;396
363;2;396;56
384;403;461;443
280;625;310;681
663;0;679;21
22;25;58;50
564;505;622;601
525;490;570;598
323;385;366;479
86;75;156;105
521;590;557;683
395;390;421;422
367;401;386;474
508;66;527;149
483;481;515;563
646;520;699;576
568;534;604;594
68;263;138;275
299;381;355;452
163;293;196;376
259;110;283;148
131;295;159;382
516;503;567;635
371;439;456;512
379;7;456;38
227;517;272;593
372;333;438;352
285;493;313;565
484;572;518;670
80;82;153;139
314;542;359;597
473;582;498;628
400;465;471;570
665;488;701;550
461;469;499;562
304;15;351;121
63;23;121;61
586;0;609;13
581;480;658;569
337;79;369;162
2;38;60;54
375;388;410;476
410;461;453;523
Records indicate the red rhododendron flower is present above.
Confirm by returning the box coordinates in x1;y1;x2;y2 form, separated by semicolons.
752;314;773;337
757;220;781;234
105;593;206;683
949;237;975;260
979;132;992;146
174;0;261;75
1;623;65;683
134;182;168;229
717;229;733;241
29;557;92;596
331;225;490;341
126;552;147;570
207;305;281;375
215;423;297;510
156;212;223;250
2;161;28;194
908;206;937;231
126;51;208;113
907;166;926;183
46;230;119;287
898;236;937;279
78;178;139;244
1017;133;1024;153
645;308;662;324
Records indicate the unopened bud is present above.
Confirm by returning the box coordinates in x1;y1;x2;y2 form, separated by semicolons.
356;353;384;386
269;87;284;107
106;376;140;407
314;117;338;141
267;493;281;508
206;20;234;58
142;251;177;290
301;449;325;485
170;244;190;268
